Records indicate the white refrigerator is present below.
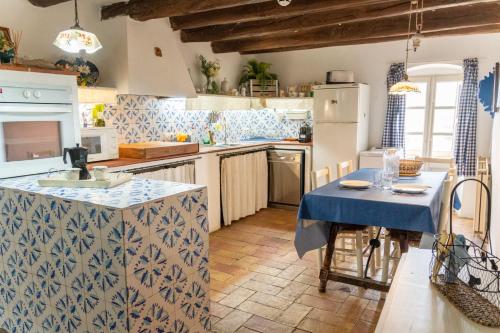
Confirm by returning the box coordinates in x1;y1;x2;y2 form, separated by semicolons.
312;83;370;177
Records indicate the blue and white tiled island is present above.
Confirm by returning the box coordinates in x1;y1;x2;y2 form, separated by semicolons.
0;176;210;333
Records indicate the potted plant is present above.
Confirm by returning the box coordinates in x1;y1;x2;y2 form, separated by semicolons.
199;55;221;94
239;59;278;96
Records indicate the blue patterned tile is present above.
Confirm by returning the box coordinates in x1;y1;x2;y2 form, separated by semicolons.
135;293;173;333
85;248;121;295
18;227;44;275
158;264;187;306
126;287;147;332
35;260;64;306
23;279;50;321
177;228;205;276
12;299;35;333
54;295;85;333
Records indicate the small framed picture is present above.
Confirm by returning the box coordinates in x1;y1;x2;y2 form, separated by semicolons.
0;27;11;42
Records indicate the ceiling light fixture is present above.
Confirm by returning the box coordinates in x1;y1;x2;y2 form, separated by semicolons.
277;0;292;7
53;0;102;54
390;0;424;95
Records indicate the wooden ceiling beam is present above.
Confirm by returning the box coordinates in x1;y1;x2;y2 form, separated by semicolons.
239;24;500;54
102;0;268;21
27;0;69;7
170;0;398;31
182;0;498;43
211;2;500;53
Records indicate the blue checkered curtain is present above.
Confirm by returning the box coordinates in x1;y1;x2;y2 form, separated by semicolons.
382;63;407;149
454;58;478;177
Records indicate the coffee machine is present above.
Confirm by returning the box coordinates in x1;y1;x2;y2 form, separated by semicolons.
63;144;91;180
299;123;312;143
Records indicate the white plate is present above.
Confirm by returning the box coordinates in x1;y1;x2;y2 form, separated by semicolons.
391;184;428;194
340;180;373;189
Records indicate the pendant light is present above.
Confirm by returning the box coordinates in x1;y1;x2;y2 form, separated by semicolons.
389;0;423;95
53;0;102;54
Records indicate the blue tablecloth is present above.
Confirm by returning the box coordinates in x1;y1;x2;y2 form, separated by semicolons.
295;169;447;258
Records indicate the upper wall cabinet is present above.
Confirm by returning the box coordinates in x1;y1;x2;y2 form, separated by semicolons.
114;18;197;98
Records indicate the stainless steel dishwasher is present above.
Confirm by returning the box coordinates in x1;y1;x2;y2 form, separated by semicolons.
268;149;305;207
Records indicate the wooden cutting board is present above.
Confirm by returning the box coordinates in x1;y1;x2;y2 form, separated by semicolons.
119;141;199;159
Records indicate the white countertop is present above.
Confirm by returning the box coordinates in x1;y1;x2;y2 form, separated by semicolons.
0;175;204;209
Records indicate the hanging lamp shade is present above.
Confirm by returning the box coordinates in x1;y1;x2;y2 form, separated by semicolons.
389;74;421;95
54;28;102;54
53;0;102;54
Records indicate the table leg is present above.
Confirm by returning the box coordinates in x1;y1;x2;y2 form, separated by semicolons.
319;224;339;293
399;232;409;254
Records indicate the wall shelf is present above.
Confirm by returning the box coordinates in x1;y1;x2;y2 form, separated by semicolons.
186;94;313;111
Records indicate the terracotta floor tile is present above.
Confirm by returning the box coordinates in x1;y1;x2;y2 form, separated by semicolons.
336;296;370;319
351;320;377;333
249;292;294;310
303;285;351;303
278;265;307;280
244;315;294;333
211;280;239;294
219;287;256;308
237;300;283;321
235;327;260;333
366;299;385;312
276;303;312;327
211;301;234;318
212;309;253;333
297;318;342;333
251;272;291;288
306;308;356;331
360;308;381;323
211;290;228;302
241;279;283;295
295;294;342;312
211;269;236;282
208;209;476;332
214;249;248;260
277;281;310;300
293;273;320;287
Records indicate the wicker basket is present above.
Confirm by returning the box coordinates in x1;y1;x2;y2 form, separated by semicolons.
399;159;424;176
430;179;500;327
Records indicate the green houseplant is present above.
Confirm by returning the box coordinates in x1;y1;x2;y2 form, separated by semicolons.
239;59;278;89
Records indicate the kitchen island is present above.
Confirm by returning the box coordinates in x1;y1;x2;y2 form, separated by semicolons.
0;176;210;333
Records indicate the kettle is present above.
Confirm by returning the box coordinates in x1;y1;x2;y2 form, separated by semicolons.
63;144;91;180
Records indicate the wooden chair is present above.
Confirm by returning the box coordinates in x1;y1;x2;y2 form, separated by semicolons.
381;178;453;283
312;165;365;277
337;160;353;179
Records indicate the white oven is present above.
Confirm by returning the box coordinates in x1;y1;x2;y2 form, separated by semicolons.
81;127;119;162
0;70;80;178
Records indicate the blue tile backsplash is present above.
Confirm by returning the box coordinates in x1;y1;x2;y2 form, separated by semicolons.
80;95;312;144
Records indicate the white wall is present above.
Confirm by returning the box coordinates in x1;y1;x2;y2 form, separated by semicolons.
491;115;500;254
178;39;248;94
255;33;500;153
0;0;244;96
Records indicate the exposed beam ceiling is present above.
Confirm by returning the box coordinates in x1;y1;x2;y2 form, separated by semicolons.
32;0;500;54
211;2;500;53
170;0;398;31
27;0;69;7
181;0;495;43
102;0;269;21
239;24;500;54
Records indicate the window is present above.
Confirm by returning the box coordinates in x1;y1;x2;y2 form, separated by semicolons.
404;75;462;158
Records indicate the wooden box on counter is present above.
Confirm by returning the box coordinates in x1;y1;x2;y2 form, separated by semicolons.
119;141;199;159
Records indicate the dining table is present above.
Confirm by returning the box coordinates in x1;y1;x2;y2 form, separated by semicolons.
295;168;448;292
